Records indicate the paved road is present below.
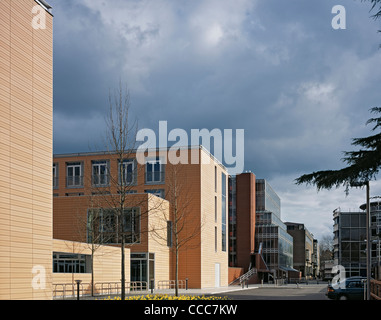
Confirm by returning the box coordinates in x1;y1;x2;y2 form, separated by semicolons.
213;284;329;300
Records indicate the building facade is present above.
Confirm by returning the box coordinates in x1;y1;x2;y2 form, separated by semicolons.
52;146;229;289
360;201;381;278
0;0;53;300
254;179;294;281
333;208;367;278
228;172;256;271
285;222;316;278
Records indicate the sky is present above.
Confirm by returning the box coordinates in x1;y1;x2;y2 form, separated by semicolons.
49;0;381;241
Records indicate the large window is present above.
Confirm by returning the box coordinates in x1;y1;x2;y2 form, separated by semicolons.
92;160;109;187
87;207;141;244
66;162;83;187
53;252;91;274
145;158;165;184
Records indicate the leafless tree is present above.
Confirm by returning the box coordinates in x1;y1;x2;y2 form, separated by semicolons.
150;163;205;296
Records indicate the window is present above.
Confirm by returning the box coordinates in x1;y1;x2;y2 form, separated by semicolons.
221;172;227;252
66;162;83;187
53;252;91;274
215;227;218;252
215;196;218;223
92;160;109;186
215;166;217;192
120;159;137;185
87;207;141;244
53;163;58;189
146;158;165;184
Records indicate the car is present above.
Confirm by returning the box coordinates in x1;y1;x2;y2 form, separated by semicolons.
326;277;367;300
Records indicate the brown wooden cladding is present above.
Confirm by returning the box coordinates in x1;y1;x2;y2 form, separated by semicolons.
0;0;53;300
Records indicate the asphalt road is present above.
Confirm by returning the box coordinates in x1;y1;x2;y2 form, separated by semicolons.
214;284;329;300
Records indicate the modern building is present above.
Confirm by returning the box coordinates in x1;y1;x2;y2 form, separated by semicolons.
52;146;229;289
0;0;54;300
228;173;256;270
285;222;316;279
360;200;381;279
254;179;294;281
333;208;367;277
228;172;256;283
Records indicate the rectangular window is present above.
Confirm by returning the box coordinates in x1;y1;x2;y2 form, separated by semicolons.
92;160;109;187
215;166;217;192
66;162;83;187
221;172;227;252
53;252;91;274
53;163;58;189
146;158;165;184
215;226;218;252
215;196;218;223
120;159;137;185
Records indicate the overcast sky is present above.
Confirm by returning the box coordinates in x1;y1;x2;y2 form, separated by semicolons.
49;0;381;240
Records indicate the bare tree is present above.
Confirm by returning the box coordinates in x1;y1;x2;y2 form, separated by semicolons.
150;164;204;296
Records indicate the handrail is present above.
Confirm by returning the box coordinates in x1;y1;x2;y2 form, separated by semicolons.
53;281;148;299
229;267;257;286
370;279;381;300
157;280;186;289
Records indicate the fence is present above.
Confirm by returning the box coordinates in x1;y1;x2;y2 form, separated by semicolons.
157;280;187;290
53;281;148;299
370;279;381;300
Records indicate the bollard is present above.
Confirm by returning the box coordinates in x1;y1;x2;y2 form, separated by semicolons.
150;279;154;294
186;278;188;290
75;280;82;300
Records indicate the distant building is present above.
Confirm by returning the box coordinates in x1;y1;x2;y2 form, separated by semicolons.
285;222;315;279
254;179;294;281
360;200;381;278
333;208;367;277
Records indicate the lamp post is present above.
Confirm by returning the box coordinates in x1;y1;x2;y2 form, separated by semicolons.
366;181;370;301
352;181;370;300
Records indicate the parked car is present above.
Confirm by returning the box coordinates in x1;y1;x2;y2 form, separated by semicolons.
326;277;366;300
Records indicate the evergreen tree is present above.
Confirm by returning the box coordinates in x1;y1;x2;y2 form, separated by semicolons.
295;108;381;191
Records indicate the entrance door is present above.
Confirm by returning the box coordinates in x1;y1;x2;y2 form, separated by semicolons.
215;263;221;287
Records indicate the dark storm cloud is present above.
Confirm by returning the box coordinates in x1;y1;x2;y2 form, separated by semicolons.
49;0;381;238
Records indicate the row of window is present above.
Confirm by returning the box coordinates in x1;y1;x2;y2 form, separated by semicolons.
53;158;165;188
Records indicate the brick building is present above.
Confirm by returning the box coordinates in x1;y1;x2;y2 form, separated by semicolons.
52;146;229;289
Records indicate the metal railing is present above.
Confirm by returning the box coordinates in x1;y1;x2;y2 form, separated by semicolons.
370;279;381;300
53;281;148;299
157;280;187;290
229;267;257;286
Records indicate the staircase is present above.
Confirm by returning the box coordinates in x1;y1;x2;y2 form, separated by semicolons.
230;267;257;286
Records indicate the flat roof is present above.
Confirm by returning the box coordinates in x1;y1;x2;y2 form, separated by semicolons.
53;145;227;171
34;0;53;15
